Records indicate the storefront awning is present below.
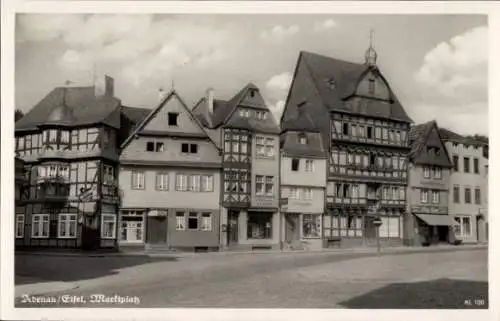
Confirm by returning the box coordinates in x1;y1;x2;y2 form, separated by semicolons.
415;214;459;226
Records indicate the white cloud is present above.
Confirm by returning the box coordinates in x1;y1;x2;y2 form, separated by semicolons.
267;100;286;124
265;71;293;122
18;14;235;86
266;71;293;92
413;25;488;135
261;25;300;41
313;19;338;32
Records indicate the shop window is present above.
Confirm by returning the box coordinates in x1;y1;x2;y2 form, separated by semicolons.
302;214;320;238
247;213;272;239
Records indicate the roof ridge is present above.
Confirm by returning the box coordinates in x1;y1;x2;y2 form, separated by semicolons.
301;50;365;68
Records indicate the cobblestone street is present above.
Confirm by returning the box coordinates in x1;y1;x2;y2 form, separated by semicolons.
15;247;488;308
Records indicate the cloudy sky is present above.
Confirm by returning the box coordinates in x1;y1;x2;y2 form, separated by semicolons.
16;14;487;135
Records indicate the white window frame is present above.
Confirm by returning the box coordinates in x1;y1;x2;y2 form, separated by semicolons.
176;174;188;191
58;214;77;238
423;167;431;178
32;214;49;238
432;190;440;204
290;187;300;200
201;213;212;231
201;175;214;192
255;175;265;196
176;212;186;231
305;159;315;172
420;190;429;203
303;188;313;201
132;171;145;190
155;172;169;191
265;138;275;157
433;167;442;179
101;214;117;239
16;215;25;238
265;176;274;196
189;174;201;192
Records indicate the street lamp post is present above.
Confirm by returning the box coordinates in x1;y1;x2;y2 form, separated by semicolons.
373;217;383;255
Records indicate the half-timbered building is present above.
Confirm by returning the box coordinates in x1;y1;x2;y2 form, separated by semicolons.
119;89;222;252
280;110;327;251
193;84;281;250
281;47;412;248
14;76;121;249
405;121;455;246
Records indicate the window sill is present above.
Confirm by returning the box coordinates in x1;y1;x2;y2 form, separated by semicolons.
58;236;77;239
31;236;49;239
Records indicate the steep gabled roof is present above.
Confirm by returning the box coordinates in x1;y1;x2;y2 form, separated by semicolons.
409;120;453;167
15;86;121;131
121;106;151;126
298;51;412;123
120;90;220;151
281;109;320;134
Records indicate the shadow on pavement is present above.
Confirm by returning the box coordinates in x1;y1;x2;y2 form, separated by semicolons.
15;255;178;285
339;278;488;309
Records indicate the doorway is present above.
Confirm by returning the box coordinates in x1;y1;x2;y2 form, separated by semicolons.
437;226;449;243
227;210;239;245
285;214;300;242
147;216;167;244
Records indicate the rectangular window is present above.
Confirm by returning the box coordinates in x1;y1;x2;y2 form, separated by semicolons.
188;212;199;230
189;175;201;192
131;171;145;190
423;167;430;178
382;128;388;140
32;214;49;238
247;213;273;239
201;175;214;192
392;187;398;200
155;173;169;191
176;174;188;191
343;123;349;135
291;158;300;171
335;183;342;198
462;217;471;237
168;113;179;126
256;175;264;196
453;186;460;203
16;215;25;238
146;141;155;152
475;188;481;205
433;167;442;179
352;185;359;198
474;158;479;174
351;124;357;137
256;136;265;156
464;188;471;204
101;215;116;239
290;187;300;200
375;127;381;139
303;188;313;201
305;160;314;172
432;191;440;204
265;176;274;196
58;214;77;238
181;143;189;153
420;190;429;203
302;214;321;238
389;130;395;142
367;127;373;139
190;144;198;154
155;142;164;152
463;157;470;173
265;138;275;157
383;187;389;200
176;212;186;230
452;155;459;171
343;184;351;198
201;213;212;231
399;187;405;200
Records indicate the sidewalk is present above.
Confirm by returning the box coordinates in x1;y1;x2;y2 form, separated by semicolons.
15;277;80;297
15;243;487;259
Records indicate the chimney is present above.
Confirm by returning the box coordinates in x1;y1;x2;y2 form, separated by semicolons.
95;75;114;97
206;87;214;114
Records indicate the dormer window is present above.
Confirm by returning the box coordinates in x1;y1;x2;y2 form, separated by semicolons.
256;111;268;120
368;78;375;94
298;134;308;145
250;90;256;98
239;109;251;118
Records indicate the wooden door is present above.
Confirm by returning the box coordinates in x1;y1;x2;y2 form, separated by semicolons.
227;211;239;245
147;216;167;244
285;214;300;242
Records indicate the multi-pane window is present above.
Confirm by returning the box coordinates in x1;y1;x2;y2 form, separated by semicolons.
201;175;214;192
289;187;300;200
16;215;25;238
265;176;274;196
299;134;307;145
147;141;164;152
255;175;265;196
201;213;212;231
423;167;431;178
455;216;472;238
101;215;116;239
155;172;169;191
58;214;77;238
176;212;186;230
432;167;442;179
464;188;471;204
420;190;429;203
181;143;198;154
175;174;188;191
453;186;460;203
256;136;275;157
189;175;201;192
131;171;145;190
256;111;268;120
305;160;314;172
304;188;313;201
432;191;440;204
463;157;470;173
473;158;479;174
103;165;114;182
475;188;481;205
32;214;49;238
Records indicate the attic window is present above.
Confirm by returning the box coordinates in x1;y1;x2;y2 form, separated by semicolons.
250;90;256;98
325;78;336;90
168;113;179;126
146;141;154;152
298;134;308;145
368;79;375;94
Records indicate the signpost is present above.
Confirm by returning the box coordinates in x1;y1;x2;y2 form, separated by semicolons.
373;217;383;254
